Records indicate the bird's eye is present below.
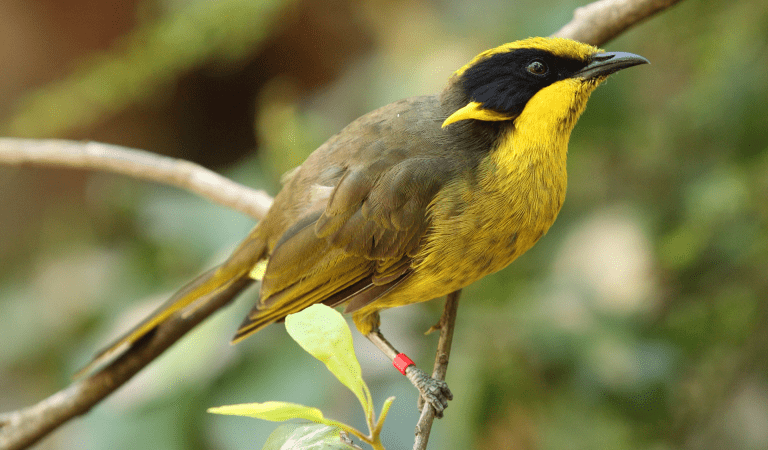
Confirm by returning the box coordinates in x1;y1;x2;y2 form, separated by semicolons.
527;60;548;75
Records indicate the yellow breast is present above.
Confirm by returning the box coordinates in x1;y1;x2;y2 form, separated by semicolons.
408;77;601;297
415;141;567;290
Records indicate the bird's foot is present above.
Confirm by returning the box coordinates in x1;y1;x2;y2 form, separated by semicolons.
404;366;452;418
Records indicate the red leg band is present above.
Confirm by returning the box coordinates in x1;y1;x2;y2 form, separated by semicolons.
393;353;415;375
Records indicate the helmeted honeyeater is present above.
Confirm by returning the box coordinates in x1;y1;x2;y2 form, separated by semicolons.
84;37;648;415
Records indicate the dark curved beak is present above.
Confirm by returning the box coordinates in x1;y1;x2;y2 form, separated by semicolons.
576;51;650;79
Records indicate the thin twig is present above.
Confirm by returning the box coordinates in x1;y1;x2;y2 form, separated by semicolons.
553;0;683;44
413;290;461;450
0;138;272;220
0;0;683;448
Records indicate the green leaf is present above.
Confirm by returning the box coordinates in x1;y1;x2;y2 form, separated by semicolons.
262;423;361;450
374;397;396;433
207;401;326;423
285;305;372;415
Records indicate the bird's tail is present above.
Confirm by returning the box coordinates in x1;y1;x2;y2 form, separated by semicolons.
76;230;268;377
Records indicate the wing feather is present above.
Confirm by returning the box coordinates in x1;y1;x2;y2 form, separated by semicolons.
232;96;475;340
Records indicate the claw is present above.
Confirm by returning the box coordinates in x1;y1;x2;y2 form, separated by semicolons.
405;366;453;417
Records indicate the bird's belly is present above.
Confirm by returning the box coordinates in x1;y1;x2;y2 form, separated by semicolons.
376;196;562;310
414;223;545;294
366;153;567;313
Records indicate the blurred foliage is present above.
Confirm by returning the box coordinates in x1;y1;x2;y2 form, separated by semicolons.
2;0;768;449
2;0;292;138
260;424;361;450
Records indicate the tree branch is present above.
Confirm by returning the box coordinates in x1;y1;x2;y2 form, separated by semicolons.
0;0;683;448
553;0;683;44
0;278;253;450
0;138;272;220
413;290;461;450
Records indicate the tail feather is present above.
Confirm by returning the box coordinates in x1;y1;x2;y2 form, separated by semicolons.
76;232;267;377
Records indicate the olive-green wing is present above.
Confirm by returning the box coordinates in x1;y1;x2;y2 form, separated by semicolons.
232;155;456;341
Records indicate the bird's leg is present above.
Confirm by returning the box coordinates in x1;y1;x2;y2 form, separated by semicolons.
365;328;453;418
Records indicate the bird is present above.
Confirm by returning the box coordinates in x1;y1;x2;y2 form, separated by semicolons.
83;37;648;416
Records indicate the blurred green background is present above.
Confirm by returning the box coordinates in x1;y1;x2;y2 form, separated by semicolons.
1;0;767;449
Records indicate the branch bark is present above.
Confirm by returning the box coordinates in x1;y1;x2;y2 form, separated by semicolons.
0;278;253;450
0;138;272;220
553;0;683;44
413;290;461;450
0;0;683;448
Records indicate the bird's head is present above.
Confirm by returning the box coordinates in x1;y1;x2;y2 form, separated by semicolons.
442;37;649;129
